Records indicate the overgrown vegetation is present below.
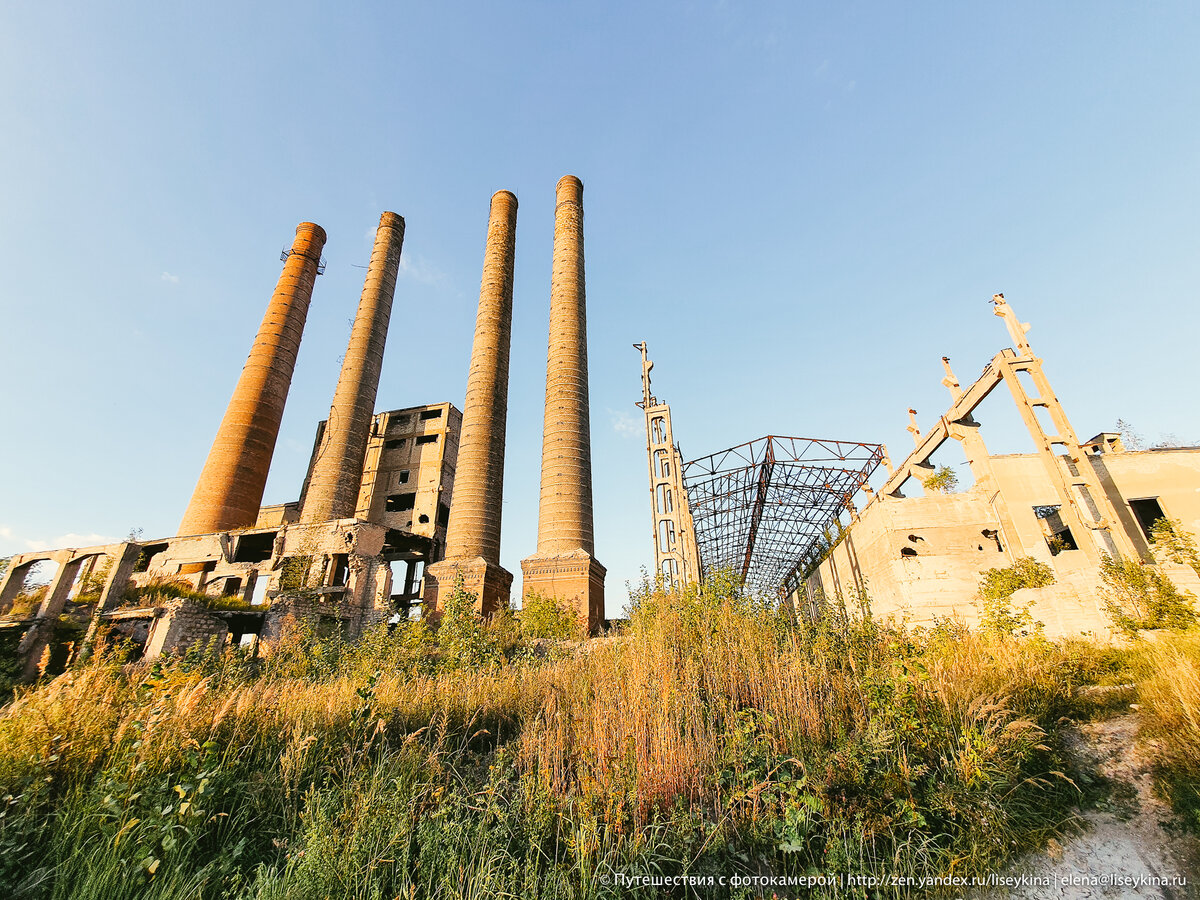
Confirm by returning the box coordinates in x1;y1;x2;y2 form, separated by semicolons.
518;590;584;640
1099;554;1197;637
0;573;1133;898
922;465;959;494
974;557;1053;637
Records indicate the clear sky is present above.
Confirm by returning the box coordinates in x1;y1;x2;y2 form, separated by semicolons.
2;2;1198;616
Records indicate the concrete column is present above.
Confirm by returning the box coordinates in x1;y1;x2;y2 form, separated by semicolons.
521;176;605;634
301;212;405;524
0;558;32;614
426;192;518;616
179;222;326;536
76;542;141;663
19;554;83;679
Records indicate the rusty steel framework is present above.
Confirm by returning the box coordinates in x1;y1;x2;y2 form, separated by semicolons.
682;436;885;597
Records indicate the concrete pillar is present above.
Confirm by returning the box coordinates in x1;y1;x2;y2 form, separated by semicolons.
301;212;405;524
426;192;518;616
179;222;327;536
19;553;83;679
0;558;33;614
75;542;141;663
521;176;606;634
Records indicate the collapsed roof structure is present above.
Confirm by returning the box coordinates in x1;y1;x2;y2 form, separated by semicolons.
682;436;885;598
634;343;884;598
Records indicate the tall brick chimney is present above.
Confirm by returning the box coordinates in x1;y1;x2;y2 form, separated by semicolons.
521;176;605;634
301;212;405;524
179;222;326;536
425;191;518;616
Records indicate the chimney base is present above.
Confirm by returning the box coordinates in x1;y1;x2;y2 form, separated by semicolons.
520;550;605;636
424;557;513;620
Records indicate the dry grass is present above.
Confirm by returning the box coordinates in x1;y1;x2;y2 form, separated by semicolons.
0;576;1114;898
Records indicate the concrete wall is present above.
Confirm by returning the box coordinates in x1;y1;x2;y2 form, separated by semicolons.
806;447;1200;638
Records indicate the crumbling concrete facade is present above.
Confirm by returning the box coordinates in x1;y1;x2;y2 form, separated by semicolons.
5;177;619;674
426;190;519;617
802;297;1200;637
521;176;606;634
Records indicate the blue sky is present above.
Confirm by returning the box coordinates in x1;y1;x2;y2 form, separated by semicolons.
2;2;1198;615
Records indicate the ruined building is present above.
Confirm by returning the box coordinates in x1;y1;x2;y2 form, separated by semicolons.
801;296;1200;635
0;177;607;672
640;296;1200;639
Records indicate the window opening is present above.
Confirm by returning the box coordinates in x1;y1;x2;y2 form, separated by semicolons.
233;532;276;563
1129;497;1166;541
329;554;349;586
386;493;417;512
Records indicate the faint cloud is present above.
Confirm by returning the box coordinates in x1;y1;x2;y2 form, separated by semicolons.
398;255;447;288
0;525;118;555
39;532;118;550
609;409;641;439
161;271;180;284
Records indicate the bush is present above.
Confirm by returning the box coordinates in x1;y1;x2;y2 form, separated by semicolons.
975;557;1053;636
517;591;582;641
1150;517;1200;579
1100;554;1196;636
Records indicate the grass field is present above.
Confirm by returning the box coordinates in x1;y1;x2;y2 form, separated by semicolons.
0;573;1193;899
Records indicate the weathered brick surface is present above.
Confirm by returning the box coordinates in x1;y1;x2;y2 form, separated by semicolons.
522;176;604;634
179;222;326;536
428;191;519;617
444;191;516;563
302;212;405;523
145;599;228;658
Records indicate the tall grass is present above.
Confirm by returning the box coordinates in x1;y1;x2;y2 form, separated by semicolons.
0;576;1118;898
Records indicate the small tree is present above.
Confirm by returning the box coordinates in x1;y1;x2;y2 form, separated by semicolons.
1115;418;1144;451
436;578;500;669
975;557;1053;636
1150;517;1200;580
1099;554;1196;637
923;465;959;494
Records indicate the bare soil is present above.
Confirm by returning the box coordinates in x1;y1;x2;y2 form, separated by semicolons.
982;714;1197;899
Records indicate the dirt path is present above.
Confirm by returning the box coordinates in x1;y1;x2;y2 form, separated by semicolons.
984;714;1196;899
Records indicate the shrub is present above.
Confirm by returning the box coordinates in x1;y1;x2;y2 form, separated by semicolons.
975;557;1053;636
1099;554;1196;636
518;591;582;641
1151;517;1200;580
923;465;959;493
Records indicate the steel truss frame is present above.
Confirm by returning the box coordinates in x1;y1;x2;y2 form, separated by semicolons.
682;435;885;597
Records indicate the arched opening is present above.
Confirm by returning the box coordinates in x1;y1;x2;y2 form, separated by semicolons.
4;558;58;616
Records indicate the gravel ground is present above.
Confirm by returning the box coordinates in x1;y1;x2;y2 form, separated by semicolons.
976;714;1197;899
